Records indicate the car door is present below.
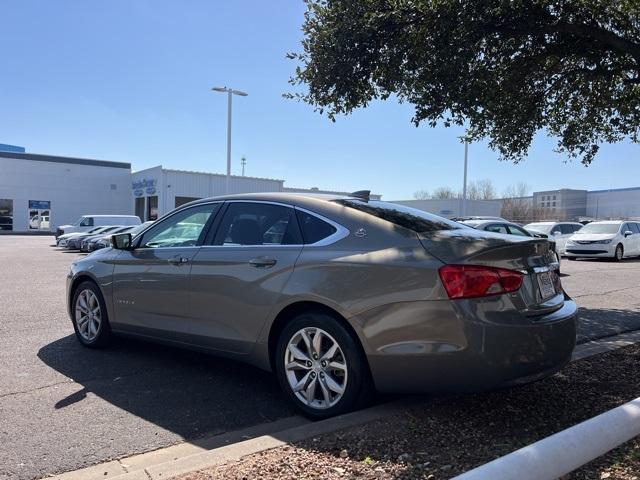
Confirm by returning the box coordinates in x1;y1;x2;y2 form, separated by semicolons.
111;202;221;339
621;222;638;255
553;224;573;254
632;223;640;255
188;201;304;354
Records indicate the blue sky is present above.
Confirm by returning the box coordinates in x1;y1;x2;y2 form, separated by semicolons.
1;1;638;200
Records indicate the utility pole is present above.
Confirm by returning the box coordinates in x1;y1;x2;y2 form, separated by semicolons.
241;156;246;177
458;135;471;217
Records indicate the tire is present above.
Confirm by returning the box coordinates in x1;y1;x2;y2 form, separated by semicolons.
71;281;112;348
613;244;624;262
275;312;371;419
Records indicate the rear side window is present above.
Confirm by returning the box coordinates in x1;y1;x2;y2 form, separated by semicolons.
214;202;302;246
559;224;574;234
296;211;337;244
334;200;461;233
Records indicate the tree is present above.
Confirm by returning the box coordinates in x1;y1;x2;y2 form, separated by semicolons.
501;182;545;223
413;189;430;200
288;1;640;164
467;179;497;200
431;186;459;199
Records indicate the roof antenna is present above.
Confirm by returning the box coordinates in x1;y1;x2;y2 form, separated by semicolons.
350;190;371;202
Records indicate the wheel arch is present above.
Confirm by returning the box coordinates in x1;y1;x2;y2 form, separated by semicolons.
68;273;102;317
267;301;371;375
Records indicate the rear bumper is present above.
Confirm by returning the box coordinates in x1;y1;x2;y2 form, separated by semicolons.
365;299;577;393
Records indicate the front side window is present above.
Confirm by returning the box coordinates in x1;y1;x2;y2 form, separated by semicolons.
507;225;531;237
296;210;337;244
334;200;462;233
630;223;640;234
140;203;219;248
213;202;301;246
80;217;94;227
484;224;509;234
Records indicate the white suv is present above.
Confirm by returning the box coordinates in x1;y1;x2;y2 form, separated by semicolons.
523;222;584;256
565;221;640;261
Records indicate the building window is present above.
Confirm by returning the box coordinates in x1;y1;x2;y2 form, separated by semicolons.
147;196;158;221
175;196;201;208
0;199;13;231
553;195;556;200
552;201;556;207
135;197;145;221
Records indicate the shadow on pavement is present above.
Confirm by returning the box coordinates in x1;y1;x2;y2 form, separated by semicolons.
37;334;296;444
577;306;640;344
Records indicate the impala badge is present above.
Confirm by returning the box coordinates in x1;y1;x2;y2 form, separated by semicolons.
354;228;367;238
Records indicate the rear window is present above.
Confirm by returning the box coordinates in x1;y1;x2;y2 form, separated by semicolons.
334;200;462;233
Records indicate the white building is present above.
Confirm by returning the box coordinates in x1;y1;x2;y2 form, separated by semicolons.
393;198;503;218
131;166;285;221
0;151;132;232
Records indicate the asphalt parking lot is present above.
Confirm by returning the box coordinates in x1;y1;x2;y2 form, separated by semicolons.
1;236;640;480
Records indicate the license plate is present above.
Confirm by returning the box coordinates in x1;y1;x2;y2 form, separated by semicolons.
537;271;556;300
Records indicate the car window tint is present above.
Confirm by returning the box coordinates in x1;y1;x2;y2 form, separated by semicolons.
631;223;640;234
213;202;301;246
484;224;509;234
572;224;583;233
507;225;531;236
558;224;573;234
141;204;219;248
80;217;94;227
333;199;461;233
296;210;337;244
622;223;633;233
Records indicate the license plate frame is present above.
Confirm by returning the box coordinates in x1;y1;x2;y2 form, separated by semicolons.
537;271;556;300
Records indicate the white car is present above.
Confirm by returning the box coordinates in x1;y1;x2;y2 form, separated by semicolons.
523;222;583;256
56;215;141;238
565;221;640;261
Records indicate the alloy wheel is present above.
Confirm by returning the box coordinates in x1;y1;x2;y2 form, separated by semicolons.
75;289;102;342
284;327;348;410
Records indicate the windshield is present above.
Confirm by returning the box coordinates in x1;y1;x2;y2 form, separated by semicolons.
576;223;621;234
524;223;554;234
334;200;463;233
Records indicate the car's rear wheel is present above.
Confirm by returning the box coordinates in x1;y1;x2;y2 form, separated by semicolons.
613;244;624;262
275;312;370;419
71;281;112;348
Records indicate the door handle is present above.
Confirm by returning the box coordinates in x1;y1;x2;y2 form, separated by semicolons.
168;255;190;266
249;256;277;268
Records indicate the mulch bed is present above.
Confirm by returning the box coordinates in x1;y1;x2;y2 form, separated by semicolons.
182;343;640;480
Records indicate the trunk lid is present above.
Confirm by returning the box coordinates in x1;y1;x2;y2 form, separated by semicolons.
419;229;562;315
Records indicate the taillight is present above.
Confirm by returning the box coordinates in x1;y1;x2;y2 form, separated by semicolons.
438;265;524;299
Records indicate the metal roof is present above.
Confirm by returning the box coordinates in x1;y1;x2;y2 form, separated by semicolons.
0;151;131;169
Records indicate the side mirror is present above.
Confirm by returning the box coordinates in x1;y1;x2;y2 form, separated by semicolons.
552;230;561;236
111;233;132;250
624;230;633;237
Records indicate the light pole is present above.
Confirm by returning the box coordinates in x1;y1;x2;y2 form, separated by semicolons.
211;86;248;194
459;135;471;217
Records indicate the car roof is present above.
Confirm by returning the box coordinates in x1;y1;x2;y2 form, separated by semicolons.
587;220;625;224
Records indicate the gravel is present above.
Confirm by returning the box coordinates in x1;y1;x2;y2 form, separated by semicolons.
181;343;640;480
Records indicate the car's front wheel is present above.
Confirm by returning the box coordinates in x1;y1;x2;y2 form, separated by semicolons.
71;281;112;348
613;244;624;262
275;312;370;419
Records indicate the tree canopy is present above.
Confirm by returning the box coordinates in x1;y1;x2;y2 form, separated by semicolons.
287;0;640;164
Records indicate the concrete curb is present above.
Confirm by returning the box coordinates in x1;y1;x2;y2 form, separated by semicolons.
45;330;640;480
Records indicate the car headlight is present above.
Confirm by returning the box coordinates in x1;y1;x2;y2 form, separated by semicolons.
594;239;612;244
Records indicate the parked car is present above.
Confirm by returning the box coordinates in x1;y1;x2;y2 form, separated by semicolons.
451;216;508;222
57;226;113;247
523;222;583;256
85;222;154;252
56;215;140;238
565;221;640;261
459;219;561;268
80;226;134;252
67;226;121;250
67;192;576;418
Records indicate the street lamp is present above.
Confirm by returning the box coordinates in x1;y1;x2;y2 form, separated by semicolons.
459;134;471;217
211;86;248;194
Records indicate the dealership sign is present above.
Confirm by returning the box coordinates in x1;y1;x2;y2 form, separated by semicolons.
132;178;157;197
28;200;51;209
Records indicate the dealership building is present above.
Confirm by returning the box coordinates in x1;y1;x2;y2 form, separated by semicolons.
0;148;378;232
